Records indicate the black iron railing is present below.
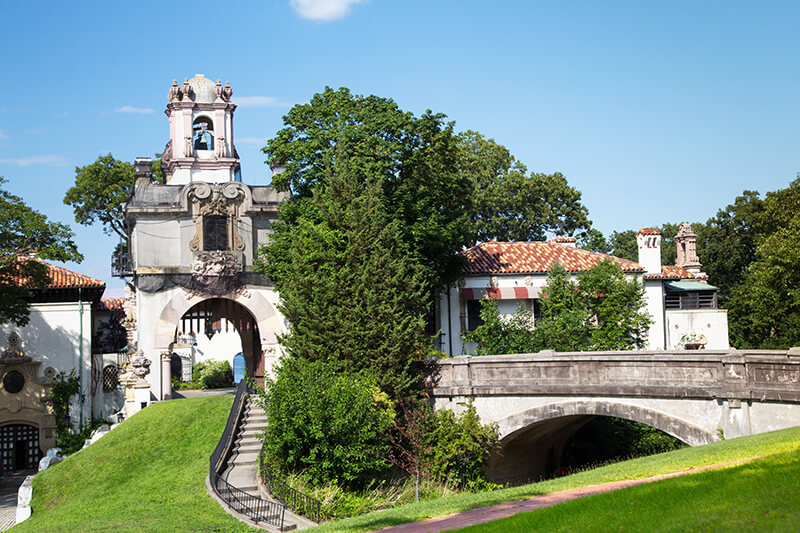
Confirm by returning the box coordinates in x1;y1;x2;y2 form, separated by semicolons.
209;380;287;530
259;447;323;522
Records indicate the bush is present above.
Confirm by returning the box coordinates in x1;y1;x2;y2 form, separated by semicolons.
193;360;234;389
256;359;394;488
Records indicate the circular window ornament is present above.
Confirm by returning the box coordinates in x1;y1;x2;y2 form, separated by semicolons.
3;371;25;394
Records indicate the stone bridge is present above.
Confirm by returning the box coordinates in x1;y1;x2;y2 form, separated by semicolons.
429;349;800;483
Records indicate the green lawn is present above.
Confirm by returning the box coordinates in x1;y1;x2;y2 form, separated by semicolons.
452;448;800;532
13;395;255;533
313;425;800;532
12;399;800;533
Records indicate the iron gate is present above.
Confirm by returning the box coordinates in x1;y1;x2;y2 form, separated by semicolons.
0;424;41;472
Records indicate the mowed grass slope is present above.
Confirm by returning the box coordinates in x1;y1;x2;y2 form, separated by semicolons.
314;425;800;532
454;448;800;532
13;395;254;533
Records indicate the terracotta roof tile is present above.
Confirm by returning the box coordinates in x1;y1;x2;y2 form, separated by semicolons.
97;298;126;320
461;241;644;274
6;256;105;289
643;265;696;280
637;227;662;235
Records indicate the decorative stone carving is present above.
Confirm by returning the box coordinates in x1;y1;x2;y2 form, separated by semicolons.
1;332;29;364
187;183;245;252
216;135;226;158
161;140;172;167
189;251;244;296
179;77;192;100
130;350;152;386
222;81;233;102
168;80;180;101
184;135;193;158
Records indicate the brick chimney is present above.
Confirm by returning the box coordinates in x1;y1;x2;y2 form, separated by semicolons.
636;228;662;275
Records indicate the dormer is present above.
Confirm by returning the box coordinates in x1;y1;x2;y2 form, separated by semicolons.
160;74;240;185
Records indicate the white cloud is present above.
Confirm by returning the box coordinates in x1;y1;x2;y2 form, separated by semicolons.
290;0;365;21
0;130;7;140
0;155;70;167
233;96;291;108
116;105;155;114
236;137;269;145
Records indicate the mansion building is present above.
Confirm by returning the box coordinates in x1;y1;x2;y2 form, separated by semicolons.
0;75;729;471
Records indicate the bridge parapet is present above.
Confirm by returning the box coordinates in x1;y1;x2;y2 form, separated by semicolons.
431;349;800;405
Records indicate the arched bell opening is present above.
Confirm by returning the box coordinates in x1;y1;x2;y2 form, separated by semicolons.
172;298;263;387
192;116;214;152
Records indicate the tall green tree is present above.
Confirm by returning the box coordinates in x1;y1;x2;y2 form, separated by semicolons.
64;153;163;241
256;163;430;394
0;178;83;325
457;130;592;243
263;87;473;289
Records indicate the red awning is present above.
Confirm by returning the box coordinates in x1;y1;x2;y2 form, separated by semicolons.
461;286;541;300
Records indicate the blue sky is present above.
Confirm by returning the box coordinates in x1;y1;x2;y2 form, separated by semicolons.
1;1;798;296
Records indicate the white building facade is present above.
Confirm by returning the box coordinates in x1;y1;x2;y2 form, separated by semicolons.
437;228;729;356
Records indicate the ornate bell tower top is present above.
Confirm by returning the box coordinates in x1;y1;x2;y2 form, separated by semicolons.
161;74;241;185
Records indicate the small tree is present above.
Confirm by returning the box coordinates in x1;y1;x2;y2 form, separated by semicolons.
258;359;395;488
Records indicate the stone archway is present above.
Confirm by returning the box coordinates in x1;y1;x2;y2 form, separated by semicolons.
177;298;263;382
486;400;716;484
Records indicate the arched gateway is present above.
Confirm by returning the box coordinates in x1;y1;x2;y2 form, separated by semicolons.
122;75;289;405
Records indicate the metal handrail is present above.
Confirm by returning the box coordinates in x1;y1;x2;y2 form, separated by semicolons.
258;446;323;522
209;380;287;530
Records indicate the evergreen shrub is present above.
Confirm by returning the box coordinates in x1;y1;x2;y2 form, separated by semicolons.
256;358;394;488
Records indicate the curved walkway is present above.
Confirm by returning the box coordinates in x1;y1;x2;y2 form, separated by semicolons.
376;458;757;533
0;472;31;532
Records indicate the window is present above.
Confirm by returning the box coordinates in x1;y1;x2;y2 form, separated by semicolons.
467;299;484;331
192;117;214;151
665;290;717;310
203;215;228;251
532;299;542;321
102;365;119;393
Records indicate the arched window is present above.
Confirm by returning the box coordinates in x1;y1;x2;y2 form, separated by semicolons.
192;117;214;151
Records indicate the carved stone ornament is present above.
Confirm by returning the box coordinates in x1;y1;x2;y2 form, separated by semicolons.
188;183;245;252
189;251;245;297
168;80;180;101
1;332;30;364
131;350;152;386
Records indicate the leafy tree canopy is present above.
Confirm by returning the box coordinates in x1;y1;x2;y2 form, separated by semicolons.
64;153;163;241
0;177;82;325
456;130;592;243
263;87;473;289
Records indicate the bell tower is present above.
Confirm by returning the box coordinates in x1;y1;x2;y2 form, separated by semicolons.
161;74;241;184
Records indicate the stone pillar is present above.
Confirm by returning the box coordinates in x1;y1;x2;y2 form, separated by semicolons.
161;352;172;400
121;370;138;419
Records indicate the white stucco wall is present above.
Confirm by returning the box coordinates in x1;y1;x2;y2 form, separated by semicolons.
666;309;730;349
0;302;93;426
643;280;666;350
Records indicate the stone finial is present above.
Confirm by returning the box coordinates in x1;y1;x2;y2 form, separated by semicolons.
214;79;224;102
675;222;702;272
222;81;233;102
1;332;28;363
179;77;192;100
131;350;152;386
168;80;180;101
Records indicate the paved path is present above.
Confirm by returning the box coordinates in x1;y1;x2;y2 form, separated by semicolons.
0;472;32;532
171;387;235;399
376;459;756;533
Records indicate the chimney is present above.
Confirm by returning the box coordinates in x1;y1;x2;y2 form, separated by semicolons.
675;222;705;276
636;228;662;275
134;158;153;186
550;236;577;248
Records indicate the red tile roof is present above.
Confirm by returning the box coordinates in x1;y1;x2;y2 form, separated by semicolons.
461;241;644;274
6;256;105;289
637;227;661;235
643;265;697;280
97;298;126;320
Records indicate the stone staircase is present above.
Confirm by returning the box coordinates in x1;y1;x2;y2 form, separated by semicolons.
218;397;316;531
222;398;268;495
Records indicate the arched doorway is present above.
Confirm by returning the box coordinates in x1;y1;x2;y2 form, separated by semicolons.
174;298;264;385
0;424;41;472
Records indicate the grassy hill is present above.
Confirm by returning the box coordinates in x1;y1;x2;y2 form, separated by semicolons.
12;396;800;532
13;395;254;533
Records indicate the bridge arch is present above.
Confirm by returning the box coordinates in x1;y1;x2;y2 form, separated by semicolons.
485;399;717;484
498;399;717;447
